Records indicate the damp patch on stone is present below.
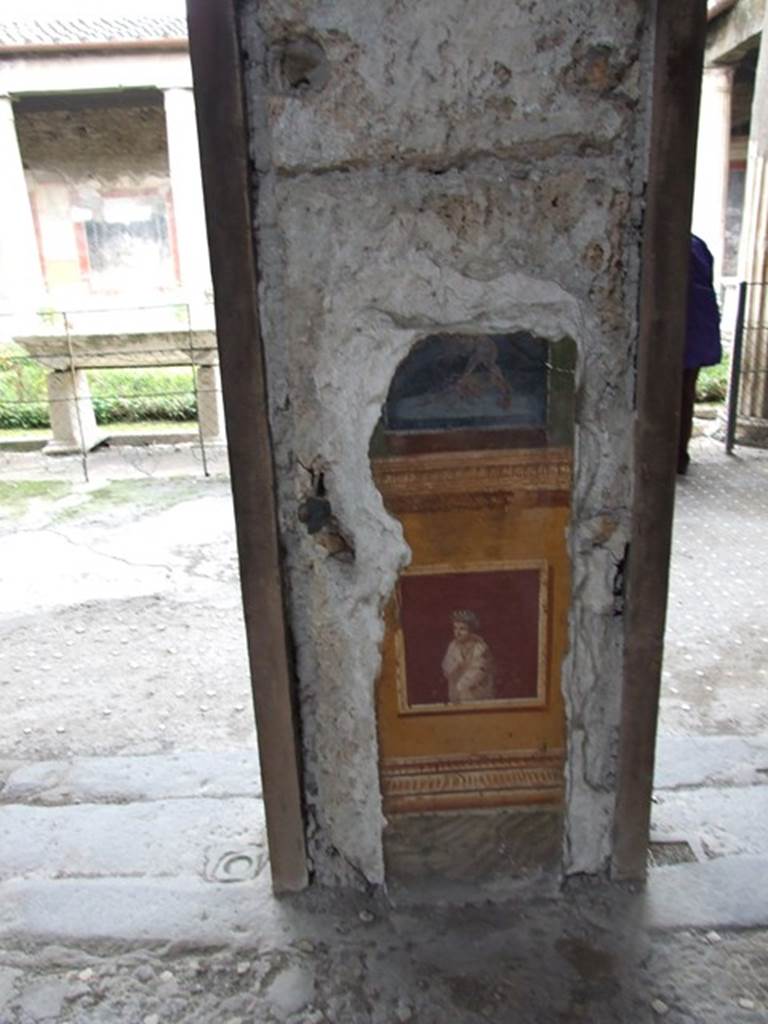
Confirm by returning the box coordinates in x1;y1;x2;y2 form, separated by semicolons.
204;843;267;883
647;840;697;868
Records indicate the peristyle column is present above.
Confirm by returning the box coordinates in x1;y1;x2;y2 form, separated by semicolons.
163;87;212;303
736;8;768;434
45;369;102;455
691;64;734;284
196;363;226;444
0;96;46;320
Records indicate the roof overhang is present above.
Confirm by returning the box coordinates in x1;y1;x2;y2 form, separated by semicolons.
0;38;188;57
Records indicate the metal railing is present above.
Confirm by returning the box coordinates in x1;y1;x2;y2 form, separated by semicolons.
0;301;226;482
724;281;768;454
725;281;746;455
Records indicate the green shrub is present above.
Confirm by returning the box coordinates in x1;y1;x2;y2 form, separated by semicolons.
0;349;49;428
89;368;197;424
0;352;198;429
696;352;729;404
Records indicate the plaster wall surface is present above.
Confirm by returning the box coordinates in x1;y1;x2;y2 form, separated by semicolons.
239;0;653;886
16;104;169;190
14;104;174;306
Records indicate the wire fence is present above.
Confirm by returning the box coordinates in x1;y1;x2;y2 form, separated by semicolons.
0;302;228;482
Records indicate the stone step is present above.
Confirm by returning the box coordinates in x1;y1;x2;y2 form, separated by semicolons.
0;749;261;806
651;783;768;861
654;733;768;791
3;854;768;950
0;875;278;949
6;736;763;809
646;855;768;930
0;795;265;883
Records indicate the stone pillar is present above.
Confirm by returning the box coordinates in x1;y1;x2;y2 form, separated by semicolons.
691;66;734;284
163;88;212;304
225;1;657;888
736;8;768;436
0;96;46;320
45;369;102;455
196;363;226;444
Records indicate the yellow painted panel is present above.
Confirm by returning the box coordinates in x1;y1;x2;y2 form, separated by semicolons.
374;449;571;812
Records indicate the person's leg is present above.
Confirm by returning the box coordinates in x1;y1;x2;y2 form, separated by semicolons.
678;367;700;474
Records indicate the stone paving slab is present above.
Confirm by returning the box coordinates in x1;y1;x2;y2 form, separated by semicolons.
654;734;768;789
0;796;264;882
646;856;768;930
651;785;768;860
3;860;768;956
0;876;281;949
0;749;261;805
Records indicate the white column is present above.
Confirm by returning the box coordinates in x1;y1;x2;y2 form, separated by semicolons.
0;96;46;320
45;369;102;455
691;65;734;285
196;364;227;444
735;9;768;429
163;87;211;304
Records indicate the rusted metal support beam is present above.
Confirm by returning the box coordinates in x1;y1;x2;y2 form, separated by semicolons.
185;0;308;892
612;0;708;881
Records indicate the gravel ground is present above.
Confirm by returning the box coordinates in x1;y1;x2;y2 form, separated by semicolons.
1;890;767;1024
0;469;255;765
660;435;768;737
3;432;766;760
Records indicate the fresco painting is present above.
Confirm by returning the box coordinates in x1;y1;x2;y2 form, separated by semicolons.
373;329;573;812
384;332;548;433
396;564;546;713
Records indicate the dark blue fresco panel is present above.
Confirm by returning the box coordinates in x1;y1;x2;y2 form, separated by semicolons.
384;333;548;432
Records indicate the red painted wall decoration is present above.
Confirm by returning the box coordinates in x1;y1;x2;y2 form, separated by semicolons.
397;564;546;713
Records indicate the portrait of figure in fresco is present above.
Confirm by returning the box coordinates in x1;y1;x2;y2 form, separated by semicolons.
396;565;546;712
441;609;496;703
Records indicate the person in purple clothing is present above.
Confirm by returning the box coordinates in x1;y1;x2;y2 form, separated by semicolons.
679;234;722;474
